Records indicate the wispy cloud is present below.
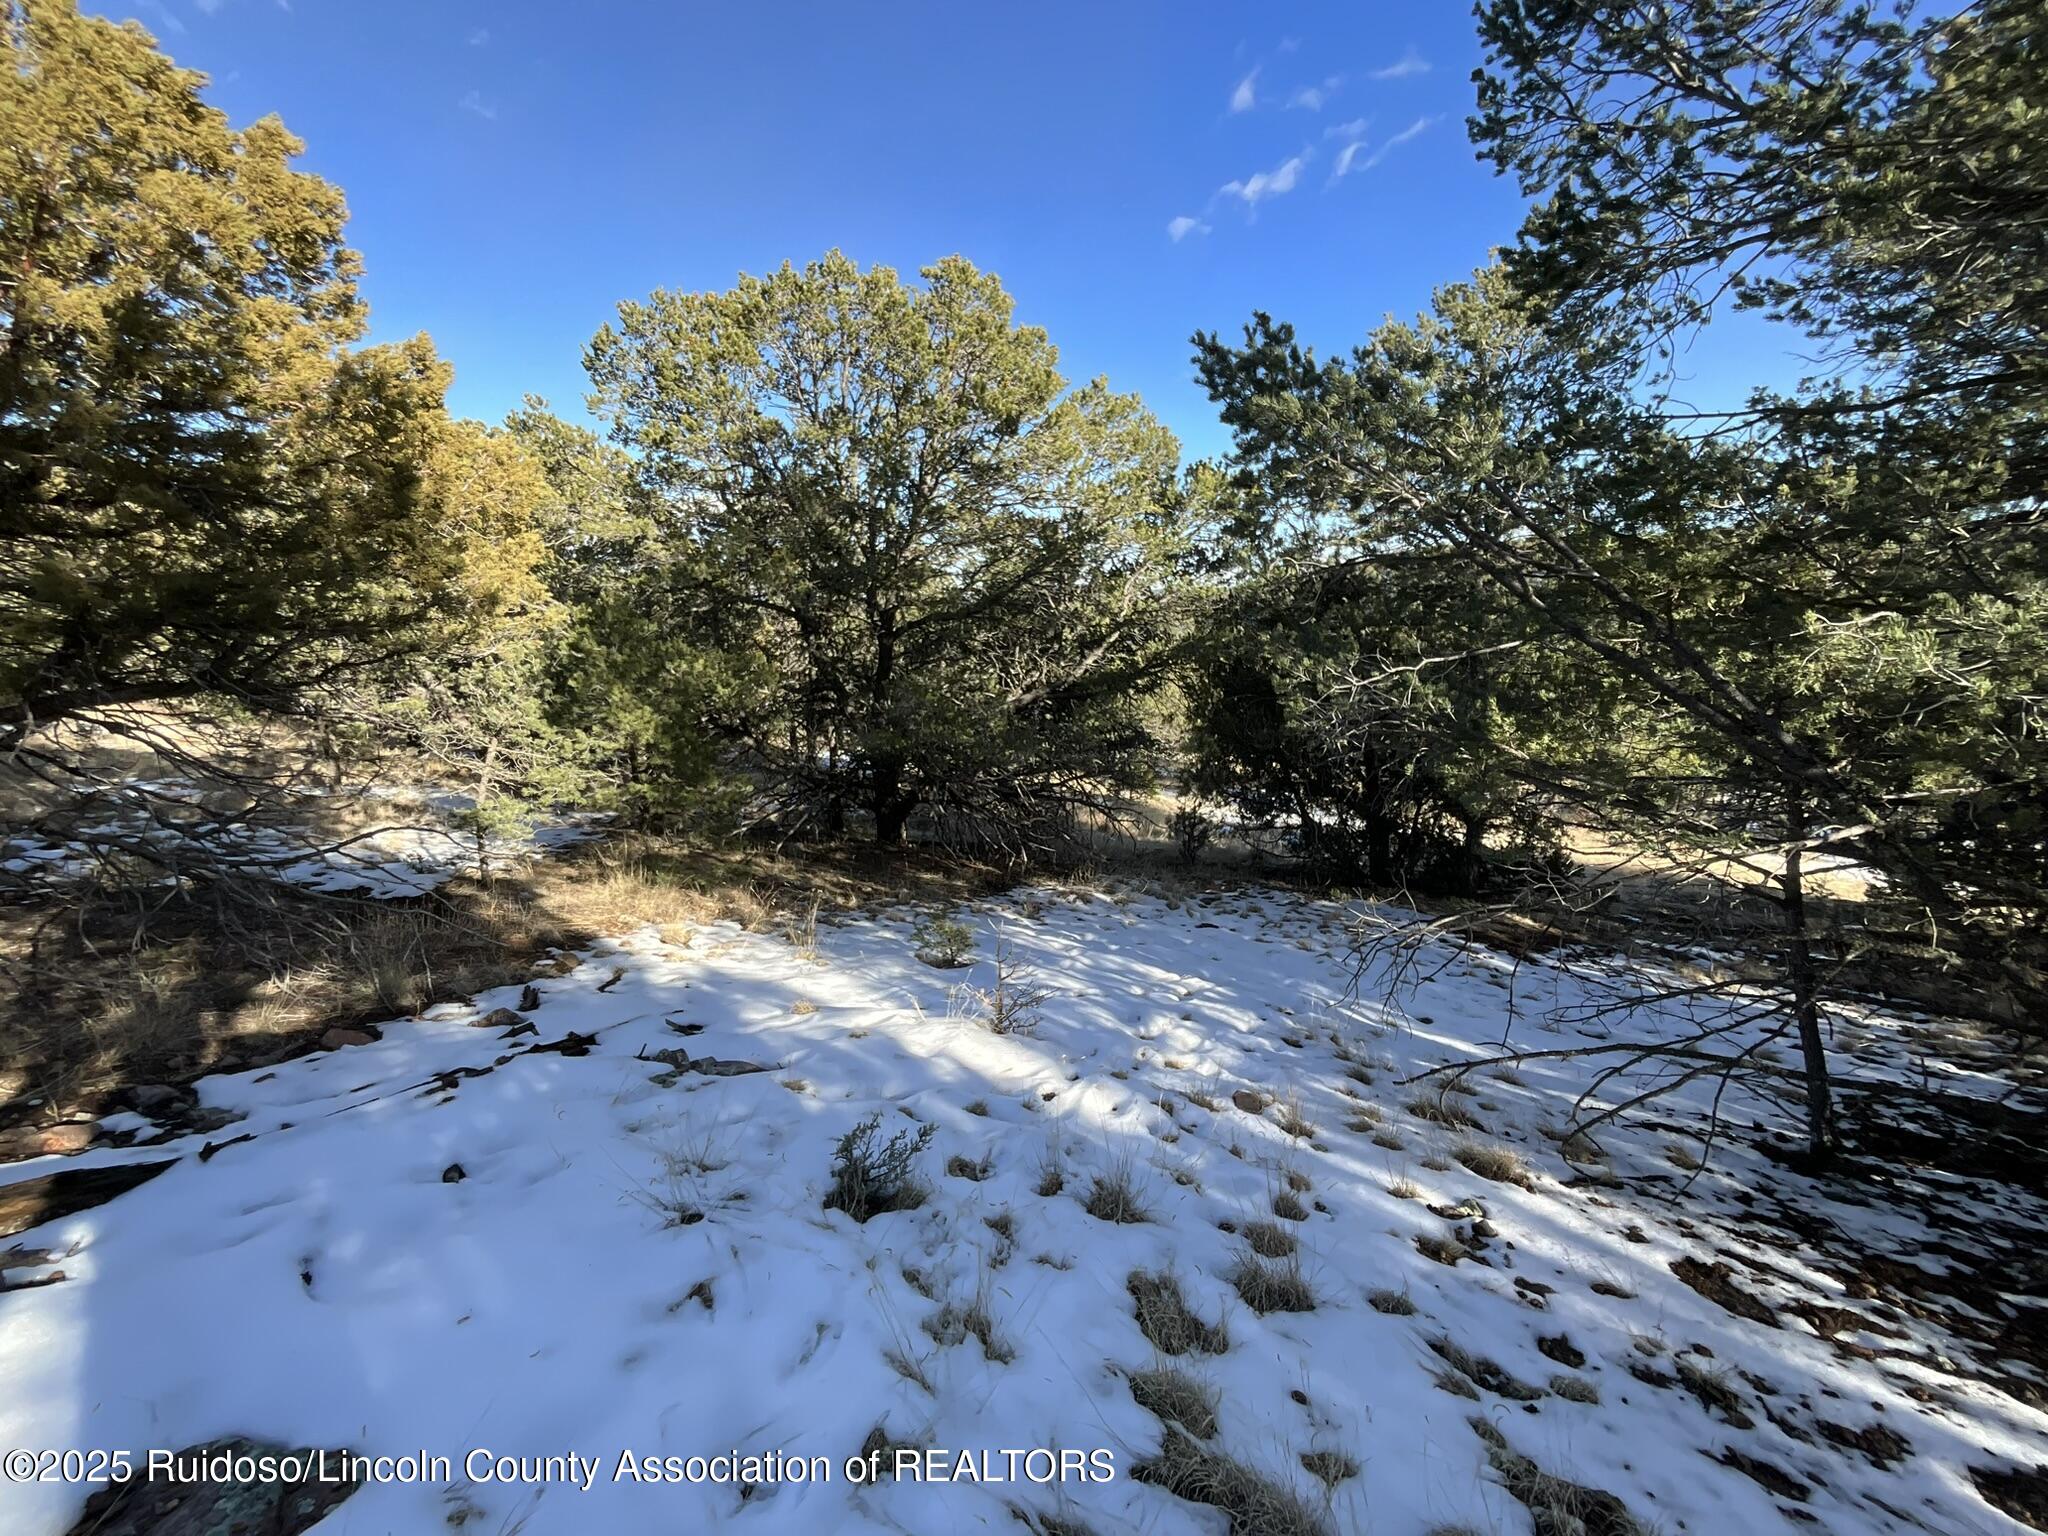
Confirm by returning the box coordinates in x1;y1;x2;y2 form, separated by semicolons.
1220;149;1311;207
1229;68;1259;113
1167;215;1212;243
1324;116;1370;140
1287;75;1344;112
1370;48;1431;81
468;26;490;46
458;89;498;121
1370;114;1436;163
1327;115;1438;182
194;0;223;13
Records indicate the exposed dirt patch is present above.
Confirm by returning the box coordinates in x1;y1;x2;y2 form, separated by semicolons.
1670;1256;1779;1327
1971;1463;2048;1531
0;1158;177;1240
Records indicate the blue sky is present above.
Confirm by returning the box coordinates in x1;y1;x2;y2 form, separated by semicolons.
95;0;1789;461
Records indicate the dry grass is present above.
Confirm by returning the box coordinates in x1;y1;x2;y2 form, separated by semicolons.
1240;1219;1299;1258
1550;1373;1601;1404
1132;1430;1328;1536
1271;1188;1308;1222
1275;1096;1317;1140
922;1294;1015;1365
1452;1140;1533;1187
1;829;1018;1133
1128;1366;1221;1440
1367;1288;1415;1315
1408;1096;1484;1131
1128;1270;1229;1356
1227;1252;1315;1314
1084;1164;1151;1224
1427;1336;1544;1401
1298;1448;1358;1488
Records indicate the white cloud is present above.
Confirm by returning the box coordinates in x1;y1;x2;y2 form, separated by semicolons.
1221;149;1310;206
1229;68;1259;113
468;26;490;45
1363;115;1437;170
1287;75;1344;112
1167;215;1212;243
458;89;498;120
1370;48;1431;80
1324;116;1370;140
1328;115;1439;183
194;0;223;13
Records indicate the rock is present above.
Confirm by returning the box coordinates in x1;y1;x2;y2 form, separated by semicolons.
473;1008;526;1030
1232;1089;1272;1114
691;1057;772;1077
61;1435;359;1536
121;1083;190;1117
441;1163;466;1183
9;1123;96;1158
319;1027;377;1051
0;1159;176;1240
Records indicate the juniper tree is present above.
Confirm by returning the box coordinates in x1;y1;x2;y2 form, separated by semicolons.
0;1;534;753
584;251;1186;848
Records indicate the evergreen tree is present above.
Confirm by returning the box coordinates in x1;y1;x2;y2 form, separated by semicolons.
584;251;1185;848
0;1;528;751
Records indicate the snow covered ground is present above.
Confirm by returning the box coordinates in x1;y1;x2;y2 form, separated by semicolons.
0;779;603;899
0;885;2041;1535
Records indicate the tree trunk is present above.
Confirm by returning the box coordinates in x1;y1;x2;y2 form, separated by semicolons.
871;756;911;847
875;801;911;847
1778;818;1836;1160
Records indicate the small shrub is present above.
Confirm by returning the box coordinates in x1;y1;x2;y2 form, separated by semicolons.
1372;1129;1406;1151
1271;1188;1308;1221
1367;1288;1415;1315
947;1153;993;1182
824;1113;935;1222
1228;1252;1315;1314
913;916;976;968
1169;805;1214;864
1128;1270;1228;1355
1386;1176;1421;1200
969;934;1052;1033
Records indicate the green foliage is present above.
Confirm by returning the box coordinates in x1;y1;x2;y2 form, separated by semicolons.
583;251;1188;847
1465;0;2048;1017
823;1112;936;1223
0;2;531;743
911;915;976;968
